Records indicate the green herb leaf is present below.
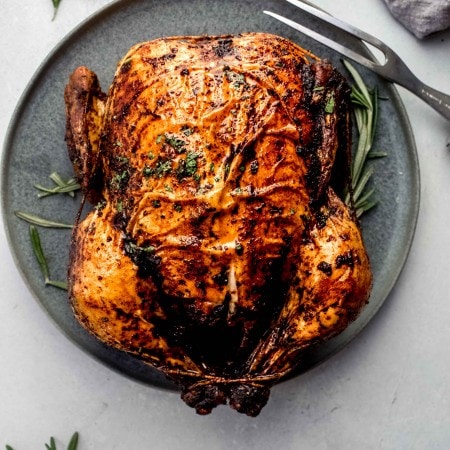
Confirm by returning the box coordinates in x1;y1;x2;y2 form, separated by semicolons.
51;0;62;20
45;436;57;450
29;225;51;281
343;60;386;217
5;432;79;450
224;69;246;89
162;134;186;153
67;432;79;450
181;125;194;136
368;151;388;159
177;152;201;179
29;225;68;291
110;170;129;191
325;93;335;113
15;211;73;229
34;172;80;198
46;280;68;290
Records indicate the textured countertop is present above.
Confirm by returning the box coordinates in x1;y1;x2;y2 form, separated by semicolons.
1;1;450;448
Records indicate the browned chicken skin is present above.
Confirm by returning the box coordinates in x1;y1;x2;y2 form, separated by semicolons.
65;33;372;416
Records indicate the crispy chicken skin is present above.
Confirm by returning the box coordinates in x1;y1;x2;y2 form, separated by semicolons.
65;32;372;416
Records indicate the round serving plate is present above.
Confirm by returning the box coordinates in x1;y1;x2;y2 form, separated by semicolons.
1;0;419;389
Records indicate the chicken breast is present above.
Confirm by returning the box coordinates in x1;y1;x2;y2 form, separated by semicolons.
64;32;372;416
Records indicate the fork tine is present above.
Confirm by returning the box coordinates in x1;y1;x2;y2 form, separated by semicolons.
284;0;389;55
263;11;378;71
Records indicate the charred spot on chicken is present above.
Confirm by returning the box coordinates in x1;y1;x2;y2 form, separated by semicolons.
64;32;372;416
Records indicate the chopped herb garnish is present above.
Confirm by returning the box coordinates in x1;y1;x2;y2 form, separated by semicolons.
325;93;335;113
181;125;194;136
144;159;172;178
157;133;187;153
148;151;155;159
110;170;129;190
116;200;123;212
173;203;183;212
152;199;161;208
177;152;201;179
250;160;259;174
143;166;154;177
155;160;173;177
164;184;173;192
126;241;156;254
224;69;246;89
95;200;107;211
209;162;215;173
166;136;186;153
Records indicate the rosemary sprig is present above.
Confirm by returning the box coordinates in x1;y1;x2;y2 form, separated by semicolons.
15;211;73;229
35;172;80;198
343;60;385;217
29;225;68;290
5;431;79;450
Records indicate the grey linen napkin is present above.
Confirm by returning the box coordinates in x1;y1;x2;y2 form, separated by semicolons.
384;0;450;38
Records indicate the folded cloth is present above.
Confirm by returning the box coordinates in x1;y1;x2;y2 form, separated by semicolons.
384;0;450;38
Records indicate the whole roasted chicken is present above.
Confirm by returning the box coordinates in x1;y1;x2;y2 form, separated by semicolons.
65;32;372;416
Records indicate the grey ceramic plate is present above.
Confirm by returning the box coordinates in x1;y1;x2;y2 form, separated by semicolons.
1;0;419;390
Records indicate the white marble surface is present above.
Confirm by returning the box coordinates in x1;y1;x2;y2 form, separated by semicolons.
1;1;450;448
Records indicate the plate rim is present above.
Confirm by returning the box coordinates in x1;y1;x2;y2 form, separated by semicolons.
1;0;420;388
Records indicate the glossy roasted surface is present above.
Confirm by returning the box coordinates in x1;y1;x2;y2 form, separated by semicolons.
65;32;372;416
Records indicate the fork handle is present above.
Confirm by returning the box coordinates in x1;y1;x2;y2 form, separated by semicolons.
393;63;450;121
411;82;450;121
381;50;450;121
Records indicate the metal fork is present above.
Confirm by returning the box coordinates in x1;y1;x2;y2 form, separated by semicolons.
264;0;450;121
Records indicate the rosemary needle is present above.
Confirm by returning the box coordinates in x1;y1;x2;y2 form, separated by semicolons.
51;0;62;20
45;437;57;450
15;211;73;229
67;432;79;450
29;225;68;291
6;432;79;450
34;172;80;198
49;172;80;198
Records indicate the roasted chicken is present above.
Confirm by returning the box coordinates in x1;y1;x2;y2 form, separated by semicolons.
65;32;372;416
